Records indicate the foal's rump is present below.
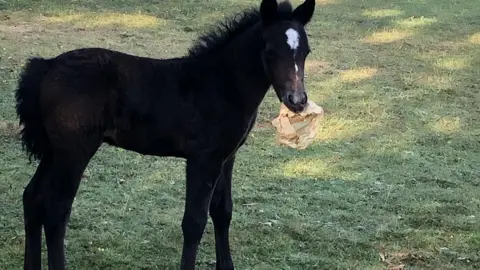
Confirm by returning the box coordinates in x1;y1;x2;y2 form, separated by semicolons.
16;48;190;159
15;48;128;160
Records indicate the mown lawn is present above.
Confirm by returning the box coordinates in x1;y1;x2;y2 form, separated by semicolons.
1;0;479;269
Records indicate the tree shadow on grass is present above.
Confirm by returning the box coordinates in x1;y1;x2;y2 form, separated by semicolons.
261;127;480;268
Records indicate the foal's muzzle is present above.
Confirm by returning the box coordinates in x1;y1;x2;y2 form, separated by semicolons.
283;91;307;113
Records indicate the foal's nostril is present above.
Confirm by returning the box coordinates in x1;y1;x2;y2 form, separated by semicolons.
287;94;295;105
301;93;307;105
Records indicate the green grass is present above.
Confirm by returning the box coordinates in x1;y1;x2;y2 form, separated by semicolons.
1;0;480;269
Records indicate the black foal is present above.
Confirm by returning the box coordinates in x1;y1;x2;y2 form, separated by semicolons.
16;0;316;269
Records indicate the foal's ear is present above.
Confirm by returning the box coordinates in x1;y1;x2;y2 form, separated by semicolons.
292;0;315;25
260;0;278;26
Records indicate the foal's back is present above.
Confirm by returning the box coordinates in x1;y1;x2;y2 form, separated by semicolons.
33;47;243;158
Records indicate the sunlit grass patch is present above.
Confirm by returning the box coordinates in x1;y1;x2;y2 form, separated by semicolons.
362;8;403;18
362;29;412;44
316;0;339;5
282;158;330;178
414;72;454;90
316;117;378;142
281;157;362;181
468;32;480;44
429;116;461;134
395;16;437;28
340;67;377;82
313;76;342;91
436;56;472;70
305;60;330;74
43;12;165;29
290;0;339;5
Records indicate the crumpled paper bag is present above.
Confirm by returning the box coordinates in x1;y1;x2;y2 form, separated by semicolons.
271;100;324;150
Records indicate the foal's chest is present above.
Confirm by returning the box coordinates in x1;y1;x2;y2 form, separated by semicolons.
231;112;258;152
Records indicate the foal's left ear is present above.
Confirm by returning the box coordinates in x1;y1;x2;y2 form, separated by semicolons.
260;0;278;26
292;0;315;25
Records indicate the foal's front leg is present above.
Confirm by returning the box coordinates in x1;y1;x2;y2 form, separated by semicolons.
209;156;235;270
180;157;224;270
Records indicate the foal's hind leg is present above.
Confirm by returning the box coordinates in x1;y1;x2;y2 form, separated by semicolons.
209;156;235;270
23;156;52;270
43;143;100;270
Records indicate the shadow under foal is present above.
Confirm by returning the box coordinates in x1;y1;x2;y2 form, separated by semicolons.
15;0;316;269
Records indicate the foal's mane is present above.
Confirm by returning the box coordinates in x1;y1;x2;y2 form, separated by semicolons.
187;1;294;57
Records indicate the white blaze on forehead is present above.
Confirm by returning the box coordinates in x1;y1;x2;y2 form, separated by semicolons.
286;28;301;82
285;28;300;50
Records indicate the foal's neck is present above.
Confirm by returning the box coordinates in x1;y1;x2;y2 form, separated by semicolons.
217;23;271;114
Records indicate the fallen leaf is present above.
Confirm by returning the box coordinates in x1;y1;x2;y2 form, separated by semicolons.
388;264;405;270
270;219;280;225
379;252;386;262
242;203;257;206
391;252;410;259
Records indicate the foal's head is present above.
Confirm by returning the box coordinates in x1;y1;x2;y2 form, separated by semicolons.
260;0;315;113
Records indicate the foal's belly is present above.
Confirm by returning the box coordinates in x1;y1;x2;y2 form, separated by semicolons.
103;128;187;158
102;111;258;159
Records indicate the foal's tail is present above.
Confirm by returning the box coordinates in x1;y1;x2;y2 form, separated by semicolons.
15;57;53;162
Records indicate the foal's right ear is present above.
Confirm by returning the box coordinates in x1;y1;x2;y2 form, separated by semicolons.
260;0;278;26
292;0;315;25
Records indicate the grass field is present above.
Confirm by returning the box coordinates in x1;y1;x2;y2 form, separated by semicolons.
1;0;480;269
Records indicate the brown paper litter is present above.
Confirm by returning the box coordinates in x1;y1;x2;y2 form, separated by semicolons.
271;100;324;150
